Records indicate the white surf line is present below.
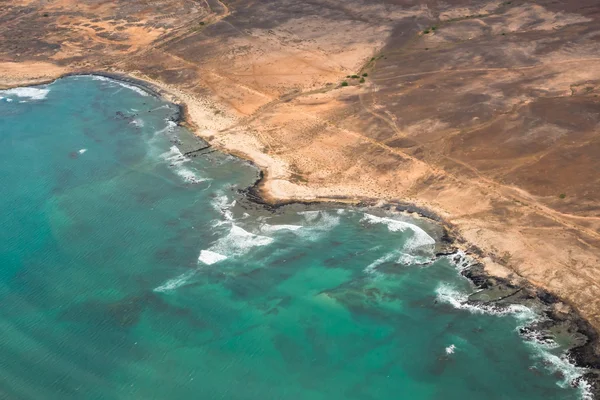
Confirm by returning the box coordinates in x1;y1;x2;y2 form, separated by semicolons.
154;270;197;293
0;87;50;100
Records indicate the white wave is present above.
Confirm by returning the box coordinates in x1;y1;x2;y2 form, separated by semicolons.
130;118;145;128
259;224;303;233
298;210;320;222
1;87;49;100
198;250;228;265
161;145;187;166
160;146;207;184
362;213;435;252
364;251;399;274
78;148;87;154
90;75;150;97
6;98;12;102
154;270;196;293
154;120;178;136
533;348;592;399
435;283;539;323
296;211;340;240
177;169;207;184
209;224;274;257
445;344;456;355
211;193;236;224
397;252;435;266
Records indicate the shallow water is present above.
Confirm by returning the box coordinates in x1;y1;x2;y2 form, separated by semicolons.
0;76;588;399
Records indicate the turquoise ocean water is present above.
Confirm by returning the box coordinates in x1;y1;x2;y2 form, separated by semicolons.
0;76;589;399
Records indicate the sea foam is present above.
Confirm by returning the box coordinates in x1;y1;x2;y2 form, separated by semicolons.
436;282;591;399
209;224;274;257
1;87;50;100
160;146;207;184
445;344;456;355
198;250;228;265
90;75;150;97
154;270;197;293
361;213;435;252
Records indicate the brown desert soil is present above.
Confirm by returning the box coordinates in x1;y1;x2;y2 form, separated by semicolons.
3;0;600;387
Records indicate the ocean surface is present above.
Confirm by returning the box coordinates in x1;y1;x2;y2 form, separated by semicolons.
0;76;589;399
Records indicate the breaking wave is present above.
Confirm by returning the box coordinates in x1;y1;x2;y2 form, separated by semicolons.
90;75;150;97
436;282;591;399
362;213;435;252
0;87;50;100
206;224;274;258
161;146;208;184
198;250;228;265
154;270;197;293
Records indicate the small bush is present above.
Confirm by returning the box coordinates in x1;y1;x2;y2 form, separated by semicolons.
346;75;351;78
199;21;205;25
43;12;49;17
431;26;437;31
362;73;368;77
341;81;349;87
370;57;375;61
359;77;365;83
351;74;359;79
559;193;566;199
423;29;430;34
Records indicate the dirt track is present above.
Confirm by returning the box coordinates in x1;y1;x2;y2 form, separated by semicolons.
2;0;600;341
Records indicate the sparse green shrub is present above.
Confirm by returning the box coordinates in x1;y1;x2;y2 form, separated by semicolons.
431;26;437;31
199;21;205;25
370;57;375;61
351;75;359;79
423;29;430;34
43;12;49;17
341;81;349;87
346;75;351;78
559;193;566;199
362;73;368;77
359;77;365;83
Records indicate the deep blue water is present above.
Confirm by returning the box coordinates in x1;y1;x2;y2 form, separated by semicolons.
0;76;588;399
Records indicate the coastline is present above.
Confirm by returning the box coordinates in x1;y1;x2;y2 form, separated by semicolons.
3;72;600;397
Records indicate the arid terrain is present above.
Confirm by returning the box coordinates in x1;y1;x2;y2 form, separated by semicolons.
2;0;600;343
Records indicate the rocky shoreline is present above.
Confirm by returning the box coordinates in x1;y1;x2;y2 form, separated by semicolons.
235;160;600;398
6;72;599;398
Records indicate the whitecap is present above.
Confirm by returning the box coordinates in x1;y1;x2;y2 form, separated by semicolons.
364;251;399;274
198;250;228;265
1;87;49;100
533;348;592;399
160;146;208;184
209;224;274;257
211;193;236;224
362;213;435;252
161;146;187;166
130;118;145;128
296;210;340;240
259;224;303;233
445;344;456;355
154;270;196;293
435;283;539;322
90;75;149;97
176;167;208;184
78;149;87;154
